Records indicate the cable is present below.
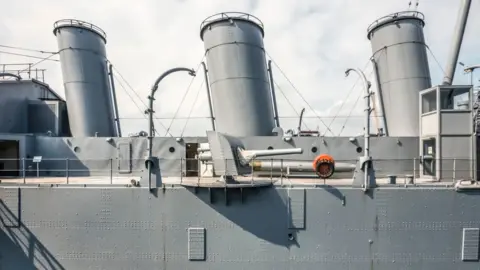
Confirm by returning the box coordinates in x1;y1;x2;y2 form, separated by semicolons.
0;50;59;61
108;61;172;137
323;59;371;136
0;44;57;54
273;81;311;130
113;73;168;136
120;115;366;120
425;45;446;77
266;52;335;136
337;69;375;136
180;78;205;137
164;54;206;136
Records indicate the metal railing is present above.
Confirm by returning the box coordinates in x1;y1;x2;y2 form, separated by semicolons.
367;11;425;34
53;19;107;41
0;157;474;186
1;64;46;82
200;12;264;34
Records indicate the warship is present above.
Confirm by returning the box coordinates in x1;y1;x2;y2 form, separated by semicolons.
0;0;479;269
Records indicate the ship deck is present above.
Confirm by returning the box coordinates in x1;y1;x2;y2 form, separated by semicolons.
0;175;461;188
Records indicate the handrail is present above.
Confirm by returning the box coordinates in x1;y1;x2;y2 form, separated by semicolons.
53;19;107;42
200;12;264;38
367;11;425;34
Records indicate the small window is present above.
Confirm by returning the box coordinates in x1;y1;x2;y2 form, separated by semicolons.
356;147;363;153
169;147;175;153
267;146;274;150
311;147;318;153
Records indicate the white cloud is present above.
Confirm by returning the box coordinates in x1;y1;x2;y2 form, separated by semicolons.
1;0;479;136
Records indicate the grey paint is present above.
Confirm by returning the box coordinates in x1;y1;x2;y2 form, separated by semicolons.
0;80;65;135
53;20;116;137
200;13;276;136
368;11;432;136
2;187;480;269
442;0;472;85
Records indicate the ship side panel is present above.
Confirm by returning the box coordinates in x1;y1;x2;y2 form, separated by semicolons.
1;187;479;269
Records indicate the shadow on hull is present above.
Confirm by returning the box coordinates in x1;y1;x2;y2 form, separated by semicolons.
0;190;65;270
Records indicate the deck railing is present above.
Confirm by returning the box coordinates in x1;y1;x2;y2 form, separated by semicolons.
0;157;475;186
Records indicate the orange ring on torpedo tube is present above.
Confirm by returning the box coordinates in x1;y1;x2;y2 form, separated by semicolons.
312;154;335;179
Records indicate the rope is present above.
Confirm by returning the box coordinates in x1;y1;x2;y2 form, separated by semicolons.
0;44;57;54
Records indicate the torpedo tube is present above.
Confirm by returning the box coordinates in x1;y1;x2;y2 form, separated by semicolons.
312;154;335;178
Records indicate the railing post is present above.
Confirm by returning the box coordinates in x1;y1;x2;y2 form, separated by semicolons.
66;158;69;184
197;158;201;184
110;158;113;184
180;158;183;184
280;159;283;186
251;158;254;184
270;158;273;183
413;157;417;182
22;158;25;183
453;158;456;182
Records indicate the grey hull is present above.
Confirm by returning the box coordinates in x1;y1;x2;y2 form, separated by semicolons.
1;186;479;270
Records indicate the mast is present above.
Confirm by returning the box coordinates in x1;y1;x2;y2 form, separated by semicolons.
442;0;472;85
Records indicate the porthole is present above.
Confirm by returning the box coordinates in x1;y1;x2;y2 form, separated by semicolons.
267;146;274;150
73;146;80;153
311;146;318;153
356;146;363;153
169;147;175;153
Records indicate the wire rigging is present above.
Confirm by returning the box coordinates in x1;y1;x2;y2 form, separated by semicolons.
337;68;376;136
273;81;311;130
164;54;206;136
0;50;59;61
266;51;335;136
108;63;173;136
0;44;58;54
180;78;205;137
323;59;371;136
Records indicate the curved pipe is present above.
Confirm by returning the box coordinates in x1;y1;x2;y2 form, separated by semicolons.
147;67;196;190
0;73;21;81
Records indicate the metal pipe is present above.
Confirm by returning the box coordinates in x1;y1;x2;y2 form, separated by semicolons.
346;68;371;191
147;67;196;189
251;160;356;172
298;108;305;134
442;0;472;85
108;64;122;137
268;60;280;127
201;62;216;131
0;73;21;81
370;58;388;136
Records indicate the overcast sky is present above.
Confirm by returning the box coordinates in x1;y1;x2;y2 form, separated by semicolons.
1;0;479;137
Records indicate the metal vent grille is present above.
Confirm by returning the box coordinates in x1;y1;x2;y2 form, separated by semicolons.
188;227;206;261
288;189;305;229
462;228;480;261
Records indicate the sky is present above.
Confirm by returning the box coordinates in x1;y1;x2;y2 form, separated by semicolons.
1;0;479;137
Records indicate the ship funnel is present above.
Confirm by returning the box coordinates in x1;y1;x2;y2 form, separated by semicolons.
367;11;432;136
53;19;117;137
200;12;276;137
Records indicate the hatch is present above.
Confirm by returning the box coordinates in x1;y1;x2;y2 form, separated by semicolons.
0;140;20;177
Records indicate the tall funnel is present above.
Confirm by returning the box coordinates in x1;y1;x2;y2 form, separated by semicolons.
200;12;276;137
53;19;116;137
368;11;431;137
